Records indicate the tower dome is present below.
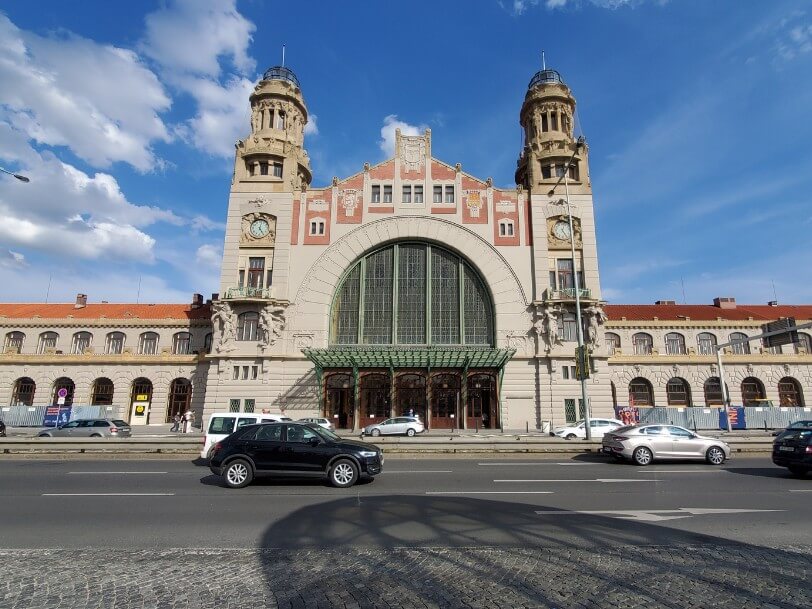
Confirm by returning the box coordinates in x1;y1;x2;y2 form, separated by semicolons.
262;65;301;88
528;68;564;89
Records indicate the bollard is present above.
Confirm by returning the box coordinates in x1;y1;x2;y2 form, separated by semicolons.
526;421;529;434
476;420;479;433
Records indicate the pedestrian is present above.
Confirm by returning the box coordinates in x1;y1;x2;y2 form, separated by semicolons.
182;409;194;433
170;413;180;432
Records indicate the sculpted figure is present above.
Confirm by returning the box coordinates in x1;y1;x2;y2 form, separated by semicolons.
259;304;287;348
585;304;608;348
535;305;561;351
212;301;236;352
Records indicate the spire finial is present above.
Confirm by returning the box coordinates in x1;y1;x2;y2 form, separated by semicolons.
542;50;546;70
282;44;286;67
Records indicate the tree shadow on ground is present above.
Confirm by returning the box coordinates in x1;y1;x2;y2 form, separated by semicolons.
252;494;812;609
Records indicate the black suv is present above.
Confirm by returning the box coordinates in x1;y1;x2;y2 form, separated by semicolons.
209;422;383;488
772;426;812;477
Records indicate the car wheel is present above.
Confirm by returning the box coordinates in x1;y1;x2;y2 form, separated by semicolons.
406;428;416;437
788;465;808;477
633;446;653;466
705;446;726;465
223;459;253;489
371;429;381;437
565;433;577;440
90;433;102;438
38;433;51;438
329;459;359;488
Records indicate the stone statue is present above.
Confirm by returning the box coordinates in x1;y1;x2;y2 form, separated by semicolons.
259;304;287;348
534;304;562;351
212;301;236;353
251;108;261;134
585;304;608;348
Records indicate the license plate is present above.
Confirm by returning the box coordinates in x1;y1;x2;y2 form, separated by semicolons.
779;446;795;452
602;447;612;454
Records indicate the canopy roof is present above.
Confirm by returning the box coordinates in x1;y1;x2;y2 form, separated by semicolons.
303;346;515;370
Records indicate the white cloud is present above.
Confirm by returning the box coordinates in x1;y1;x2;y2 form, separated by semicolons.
379;115;428;157
776;21;812;61
195;243;223;271
0;249;26;270
0;14;171;172
304;114;319;136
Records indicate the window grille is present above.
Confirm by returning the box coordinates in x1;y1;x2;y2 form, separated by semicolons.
229;399;240;413
629;378;653;406
729;332;750;355
38;332;58;354
244;399;256;413
795;333;812;354
704;377;725;406
605;332;620;355
397;244;426;344
92;378;114;406
11;377;35;406
53;378;75;406
633;333;653;355
778;378;803;406
362;248;393;344
665;333;686;355
741;378;765;405
334;265;361;344
106;332;125;354
4;332;24;353
431;248;459;344
173;332;192;354
696;332;717;355
666;378;691;406
463;266;491;345
139;332;159;355
72;332;92;354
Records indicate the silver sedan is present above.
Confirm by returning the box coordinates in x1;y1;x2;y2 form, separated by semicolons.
362;417;425;437
37;419;132;438
602;424;730;466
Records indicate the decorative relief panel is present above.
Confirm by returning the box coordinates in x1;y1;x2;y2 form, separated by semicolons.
240;212;277;247
546;215;582;250
399;135;426;173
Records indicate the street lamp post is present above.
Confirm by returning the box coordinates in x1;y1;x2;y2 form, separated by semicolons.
548;137;592;440
0;166;30;182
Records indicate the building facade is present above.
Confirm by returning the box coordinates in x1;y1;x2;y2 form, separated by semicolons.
1;65;810;428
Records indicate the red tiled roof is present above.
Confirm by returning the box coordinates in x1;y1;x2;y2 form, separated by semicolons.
605;304;812;322
0;303;211;320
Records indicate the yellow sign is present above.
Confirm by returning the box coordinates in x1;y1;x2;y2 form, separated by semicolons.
135;394;149;401
134;403;147;416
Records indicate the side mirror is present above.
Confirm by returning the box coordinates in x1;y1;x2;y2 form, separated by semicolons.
308;436;320;447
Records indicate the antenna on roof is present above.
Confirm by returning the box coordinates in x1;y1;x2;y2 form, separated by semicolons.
681;276;686;304
542;50;546;70
45;274;52;304
136;275;142;305
771;280;778;305
281;44;286;67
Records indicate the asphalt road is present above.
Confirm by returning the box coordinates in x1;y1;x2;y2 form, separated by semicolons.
1;454;810;608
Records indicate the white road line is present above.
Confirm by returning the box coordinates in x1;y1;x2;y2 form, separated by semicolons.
636;470;725;473
535;508;783;522
67;471;168;475
42;493;175;497
478;462;587;466
494;479;654;483
426;491;554;495
789;489;812;492
383;470;453;474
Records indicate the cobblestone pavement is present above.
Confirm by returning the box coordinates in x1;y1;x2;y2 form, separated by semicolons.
2;545;810;609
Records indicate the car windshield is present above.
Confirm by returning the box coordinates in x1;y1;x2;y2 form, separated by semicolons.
313;426;341;442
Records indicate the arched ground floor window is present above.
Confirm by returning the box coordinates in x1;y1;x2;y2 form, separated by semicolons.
666;377;692;407
11;377;36;406
629;377;654;407
167;378;192;423
91;378;114;406
52;377;75;407
741;377;766;406
778;377;804;407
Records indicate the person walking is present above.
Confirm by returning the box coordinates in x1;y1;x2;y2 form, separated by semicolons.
170;413;180;433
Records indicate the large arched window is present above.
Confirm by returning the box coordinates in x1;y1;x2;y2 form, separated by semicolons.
605;332;620;355
71;331;92;354
38;332;59;354
696;332;717;355
330;242;493;346
105;332;125;354
729;332;750;355
741;377;766;405
704;377;727;406
629;377;654;406
4;331;25;354
91;378;114;405
237;312;259;341
172;332;192;354
796;333;812;354
778;377;804;406
664;332;686;355
632;333;653;355
139;332;159;355
666;377;692;406
52;377;75;407
11;377;36;406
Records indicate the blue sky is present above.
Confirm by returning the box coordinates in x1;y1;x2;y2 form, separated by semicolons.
1;0;811;306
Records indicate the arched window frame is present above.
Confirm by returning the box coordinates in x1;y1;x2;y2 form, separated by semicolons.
664;332;686;355
91;377;115;406
795;333;812;354
52;377;75;407
4;331;25;354
138;332;159;355
778;377;804;406
605;332;621;355
704;377;728;406
237;312;259;341
172;332;192;354
38;331;59;354
329;242;494;347
11;377;36;406
666;377;692;407
105;332;126;355
729;332;751;355
71;331;92;354
204;332;213;354
696;332;717;355
629;377;654;406
741;377;766;405
632;332;653;355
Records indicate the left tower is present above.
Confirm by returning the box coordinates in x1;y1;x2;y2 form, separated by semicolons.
209;66;311;415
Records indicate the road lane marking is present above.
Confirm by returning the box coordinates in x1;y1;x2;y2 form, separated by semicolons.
636;470;725;473
427;491;554;495
477;462;589;466
789;489;812;492
67;471;168;475
383;470;453;474
494;479;654;483
42;493;175;497
535;508;783;522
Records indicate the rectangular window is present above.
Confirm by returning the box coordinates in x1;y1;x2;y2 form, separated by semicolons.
549;271;557;289
555;163;566;178
229;399;240;413
551;112;559;131
309;220;318;235
383;185;393;203
242;366;249;380
233;366;240;380
402;185;411;203
318;222;325;235
499;222;514;237
272;162;283;178
557;259;574;290
563;366;570;380
559;314;577;342
244;399;255;413
259;162;269;176
371;185;381;203
238;270;245;288
541;164;552;179
444;185;455;204
251;365;258;380
568;161;579;181
247;257;264;289
541;114;549;132
433;185;443;203
413;185;423;203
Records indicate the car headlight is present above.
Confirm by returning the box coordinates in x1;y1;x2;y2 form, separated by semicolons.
358;450;378;458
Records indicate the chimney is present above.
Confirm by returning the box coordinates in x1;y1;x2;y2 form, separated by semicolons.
713;297;736;309
74;293;87;308
655;300;676;305
191;293;204;309
767;300;779;307
211;292;219;301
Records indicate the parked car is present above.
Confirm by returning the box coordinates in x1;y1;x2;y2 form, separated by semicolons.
552;418;623;440
772;420;812;437
772;427;812;476
298;417;335;431
209;422;383;488
362;416;425;437
37;418;132;438
201;412;292;459
0;419;6;437
602;424;730;466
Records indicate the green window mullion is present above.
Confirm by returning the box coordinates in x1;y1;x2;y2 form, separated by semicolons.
426;245;432;345
358;258;366;344
458;256;465;345
392;244;399;345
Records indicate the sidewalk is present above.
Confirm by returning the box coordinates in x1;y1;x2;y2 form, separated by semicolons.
5;423;203;438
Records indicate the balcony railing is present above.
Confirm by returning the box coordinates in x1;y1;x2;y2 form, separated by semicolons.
224;286;272;300
545;287;592;301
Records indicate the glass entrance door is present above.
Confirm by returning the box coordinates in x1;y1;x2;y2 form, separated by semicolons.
325;374;354;429
431;373;461;429
467;374;495;429
396;373;426;421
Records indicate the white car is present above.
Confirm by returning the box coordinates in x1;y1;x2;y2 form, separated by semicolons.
362;416;425;437
552;418;624;440
298;417;335;431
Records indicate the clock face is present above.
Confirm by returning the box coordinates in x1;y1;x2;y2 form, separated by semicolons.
249;219;270;239
553;220;572;240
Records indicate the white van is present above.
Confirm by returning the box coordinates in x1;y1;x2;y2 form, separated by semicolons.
200;412;292;459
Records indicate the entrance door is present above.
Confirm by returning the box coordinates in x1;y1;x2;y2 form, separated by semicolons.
325;373;354;429
396;373;426;421
167;378;191;423
359;373;391;428
467;374;495;429
431;373;461;429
